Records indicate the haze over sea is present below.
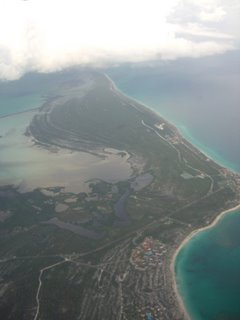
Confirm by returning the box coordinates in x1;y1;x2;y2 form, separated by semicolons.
107;51;240;320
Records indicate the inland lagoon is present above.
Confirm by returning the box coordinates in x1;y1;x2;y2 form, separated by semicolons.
0;72;133;193
0;111;132;193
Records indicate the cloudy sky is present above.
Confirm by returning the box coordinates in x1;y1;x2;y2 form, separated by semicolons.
0;0;239;80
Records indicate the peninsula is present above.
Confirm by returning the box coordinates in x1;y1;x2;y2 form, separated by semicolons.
0;70;239;320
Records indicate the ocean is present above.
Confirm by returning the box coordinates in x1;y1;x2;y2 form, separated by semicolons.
176;209;240;320
107;51;240;319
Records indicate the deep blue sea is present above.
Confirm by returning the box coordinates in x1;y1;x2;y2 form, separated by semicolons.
107;51;240;319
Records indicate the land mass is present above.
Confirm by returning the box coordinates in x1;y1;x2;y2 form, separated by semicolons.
0;70;240;320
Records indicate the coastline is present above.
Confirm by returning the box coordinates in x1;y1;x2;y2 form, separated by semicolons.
177;125;239;174
171;203;240;320
104;73;240;319
105;72;240;174
104;73;179;134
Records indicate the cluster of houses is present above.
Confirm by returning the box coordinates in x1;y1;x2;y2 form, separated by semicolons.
130;236;166;271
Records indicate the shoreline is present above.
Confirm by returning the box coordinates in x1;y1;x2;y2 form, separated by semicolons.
105;72;240;318
104;72;240;175
103;74;240;319
171;203;240;320
104;72;240;318
177;126;239;174
104;73;179;134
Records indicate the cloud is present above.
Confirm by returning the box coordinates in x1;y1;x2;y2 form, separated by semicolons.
199;7;226;22
0;0;239;80
175;23;236;40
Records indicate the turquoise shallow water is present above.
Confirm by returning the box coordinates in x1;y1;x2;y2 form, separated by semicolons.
0;93;42;117
176;210;240;320
107;52;240;319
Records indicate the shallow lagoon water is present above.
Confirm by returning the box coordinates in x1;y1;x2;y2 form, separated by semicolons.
0;111;132;193
0;93;43;118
